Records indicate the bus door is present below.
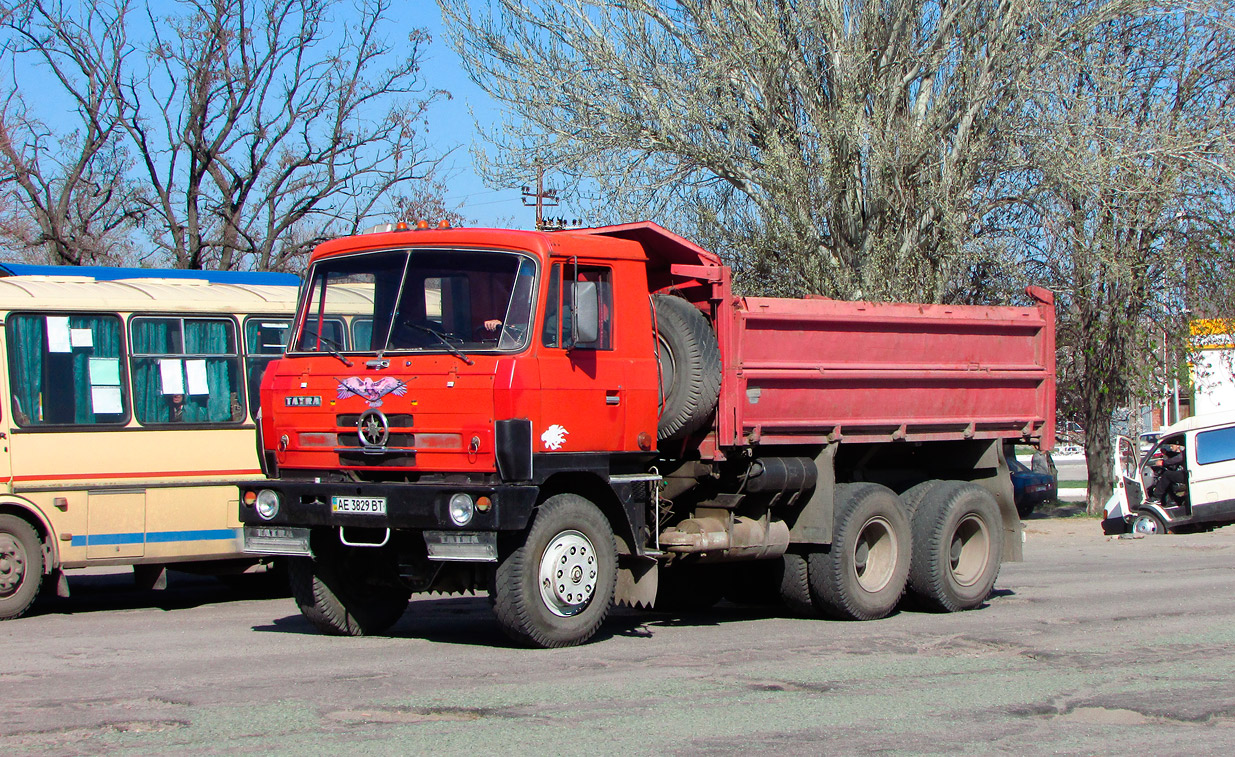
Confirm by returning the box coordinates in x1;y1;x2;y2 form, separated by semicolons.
86;489;146;559
0;326;12;487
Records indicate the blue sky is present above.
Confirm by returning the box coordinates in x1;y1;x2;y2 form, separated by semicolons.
7;1;539;231
421;8;534;228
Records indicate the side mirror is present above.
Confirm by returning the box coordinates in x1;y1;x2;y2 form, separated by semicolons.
571;281;599;346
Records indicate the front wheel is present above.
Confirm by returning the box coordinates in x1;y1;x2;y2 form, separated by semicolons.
287;549;410;636
0;514;44;620
492;494;617;648
1131;509;1168;536
808;483;911;620
908;482;1003;612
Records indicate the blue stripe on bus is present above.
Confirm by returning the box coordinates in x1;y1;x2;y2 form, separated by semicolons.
70;529;239;547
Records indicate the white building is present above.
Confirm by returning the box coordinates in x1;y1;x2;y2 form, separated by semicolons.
1191;319;1235;416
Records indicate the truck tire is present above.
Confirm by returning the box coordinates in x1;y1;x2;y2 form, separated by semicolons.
900;479;948;520
0;514;44;621
287;553;410;636
908;482;1003;612
653;294;721;440
808;483;911;620
777;551;817;617
492;493;617;648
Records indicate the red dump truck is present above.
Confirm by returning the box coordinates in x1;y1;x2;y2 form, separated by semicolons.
239;222;1055;647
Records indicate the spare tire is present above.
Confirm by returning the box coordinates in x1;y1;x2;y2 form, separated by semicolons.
653;294;721;440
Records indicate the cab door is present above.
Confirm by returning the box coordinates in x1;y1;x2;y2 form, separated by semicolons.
1110;435;1145;515
535;263;627;455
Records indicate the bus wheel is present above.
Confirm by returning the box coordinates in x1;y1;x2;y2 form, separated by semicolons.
0;514;44;621
808;483;911;621
287;554;409;636
909;482;1003;612
492;493;616;648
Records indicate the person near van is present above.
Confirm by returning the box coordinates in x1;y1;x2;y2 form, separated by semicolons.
1146;442;1187;506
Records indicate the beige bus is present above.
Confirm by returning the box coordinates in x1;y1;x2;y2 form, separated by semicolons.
0;268;371;619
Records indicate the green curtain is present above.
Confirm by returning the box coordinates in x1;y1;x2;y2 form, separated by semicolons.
184;320;233;422
132;320;172;423
8;316;44;424
70;315;122;423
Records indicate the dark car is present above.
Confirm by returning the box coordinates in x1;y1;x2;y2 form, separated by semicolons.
1009;457;1058;518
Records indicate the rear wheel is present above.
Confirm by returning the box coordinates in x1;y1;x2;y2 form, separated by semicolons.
908;482;1003;612
288;547;410;636
492;494;617;648
900;480;947;521
0;514;44;620
777;551;816;617
808;483;911;620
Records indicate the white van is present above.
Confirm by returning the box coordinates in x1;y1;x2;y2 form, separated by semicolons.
1103;410;1235;535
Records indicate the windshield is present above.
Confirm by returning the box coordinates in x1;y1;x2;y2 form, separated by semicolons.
293;249;538;354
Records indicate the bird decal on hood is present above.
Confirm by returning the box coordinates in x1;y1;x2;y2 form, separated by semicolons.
336;376;407;407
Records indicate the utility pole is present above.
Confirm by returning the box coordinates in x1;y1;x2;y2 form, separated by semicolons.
521;164;582;231
521;163;558;230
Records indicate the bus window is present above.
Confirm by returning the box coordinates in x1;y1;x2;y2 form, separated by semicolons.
352;318;374;351
6;313;128;426
244;316;343;408
131;317;243;424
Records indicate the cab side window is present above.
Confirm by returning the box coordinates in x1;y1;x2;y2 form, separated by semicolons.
542;263;613;350
131;317;243;424
1197;426;1235;466
6;313;128;426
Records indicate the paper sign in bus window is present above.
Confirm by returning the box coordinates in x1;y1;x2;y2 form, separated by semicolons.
70;328;94;348
90;385;123;414
46;316;72;353
186;359;209;395
88;357;121;386
159;358;185;394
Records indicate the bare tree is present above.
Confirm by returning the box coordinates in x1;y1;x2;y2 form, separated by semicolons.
0;1;143;265
440;0;1092;301
1016;1;1235;511
1;0;449;271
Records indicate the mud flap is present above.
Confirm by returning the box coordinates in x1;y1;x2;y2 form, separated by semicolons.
615;555;658;608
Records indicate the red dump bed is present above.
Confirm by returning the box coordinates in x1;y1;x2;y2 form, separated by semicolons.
585;222;1056;452
714;290;1056;449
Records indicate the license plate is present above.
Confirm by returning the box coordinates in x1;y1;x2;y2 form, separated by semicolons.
331;496;387;514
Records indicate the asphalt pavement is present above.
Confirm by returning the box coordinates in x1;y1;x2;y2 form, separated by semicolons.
3;514;1235;755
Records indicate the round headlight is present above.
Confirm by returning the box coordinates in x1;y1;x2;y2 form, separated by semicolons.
255;489;281;521
448;493;474;526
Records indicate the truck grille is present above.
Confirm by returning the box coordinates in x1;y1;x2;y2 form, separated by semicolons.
336;413;414;428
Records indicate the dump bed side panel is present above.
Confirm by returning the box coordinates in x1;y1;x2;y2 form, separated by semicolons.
722;293;1055;448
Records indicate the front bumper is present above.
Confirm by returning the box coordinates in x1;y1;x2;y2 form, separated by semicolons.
238;479;540;532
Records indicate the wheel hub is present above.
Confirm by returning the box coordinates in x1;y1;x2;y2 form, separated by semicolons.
0;534;26;596
539;530;598;617
1132;515;1160;535
852;516;897;593
948;514;990;587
